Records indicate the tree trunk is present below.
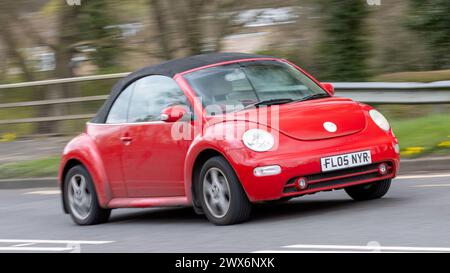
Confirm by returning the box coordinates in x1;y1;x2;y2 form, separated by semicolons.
0;14;53;134
44;4;79;134
149;0;173;59
169;0;204;55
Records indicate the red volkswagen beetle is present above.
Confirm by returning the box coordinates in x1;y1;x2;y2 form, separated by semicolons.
59;53;400;225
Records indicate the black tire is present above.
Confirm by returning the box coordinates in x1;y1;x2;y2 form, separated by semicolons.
198;156;252;225
345;179;391;201
64;165;111;225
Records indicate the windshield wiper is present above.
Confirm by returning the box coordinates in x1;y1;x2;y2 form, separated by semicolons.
290;93;330;103
242;98;294;110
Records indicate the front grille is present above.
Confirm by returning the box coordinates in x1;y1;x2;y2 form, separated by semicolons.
283;161;394;194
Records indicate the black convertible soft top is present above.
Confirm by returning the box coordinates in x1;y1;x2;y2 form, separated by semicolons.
92;52;273;123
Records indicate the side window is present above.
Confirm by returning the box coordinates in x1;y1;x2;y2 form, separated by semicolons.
106;83;135;124
128;75;187;123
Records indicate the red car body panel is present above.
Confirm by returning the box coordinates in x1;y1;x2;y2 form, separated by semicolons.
274;98;367;140
58;57;400;210
59;132;114;207
119;122;189;197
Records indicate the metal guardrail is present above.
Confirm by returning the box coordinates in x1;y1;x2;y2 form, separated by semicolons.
0;95;108;109
333;82;450;104
0;73;129;126
0;74;450;125
0;72;130;90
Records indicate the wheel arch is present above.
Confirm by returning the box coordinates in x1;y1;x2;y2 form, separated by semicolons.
190;149;224;211
60;158;84;213
59;134;113;210
184;132;248;208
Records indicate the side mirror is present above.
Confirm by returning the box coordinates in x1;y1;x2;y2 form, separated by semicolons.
322;82;335;96
160;105;189;123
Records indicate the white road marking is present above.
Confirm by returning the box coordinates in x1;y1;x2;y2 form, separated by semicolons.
254;250;374;253
0;177;55;183
0;239;114;252
412;184;450;188
396;173;450;180
24;190;60;195
256;244;450;253
0;239;113;244
12;243;36;247
0;247;73;252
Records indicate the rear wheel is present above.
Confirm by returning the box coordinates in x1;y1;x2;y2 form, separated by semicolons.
199;156;252;225
64;165;111;225
345;179;391;201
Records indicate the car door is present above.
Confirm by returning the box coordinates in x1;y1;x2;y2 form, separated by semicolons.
121;75;192;197
91;83;135;197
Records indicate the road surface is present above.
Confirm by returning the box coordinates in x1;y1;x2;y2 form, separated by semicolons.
1;172;450;253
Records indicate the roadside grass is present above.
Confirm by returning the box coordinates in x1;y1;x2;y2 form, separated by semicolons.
0;156;60;179
390;114;450;158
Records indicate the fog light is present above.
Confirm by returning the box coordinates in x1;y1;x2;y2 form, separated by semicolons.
253;165;281;177
295;177;308;190
378;163;388;175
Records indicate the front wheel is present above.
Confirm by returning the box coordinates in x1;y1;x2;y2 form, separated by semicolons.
64;165;111;225
345;179;391;201
199;156;252;225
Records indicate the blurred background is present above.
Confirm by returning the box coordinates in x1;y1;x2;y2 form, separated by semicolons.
0;0;449;179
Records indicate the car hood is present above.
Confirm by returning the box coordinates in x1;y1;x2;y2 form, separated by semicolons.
209;97;367;141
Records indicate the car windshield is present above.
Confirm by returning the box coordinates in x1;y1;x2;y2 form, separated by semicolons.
183;60;328;115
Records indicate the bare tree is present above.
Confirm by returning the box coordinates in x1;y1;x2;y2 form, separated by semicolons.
149;0;174;59
0;0;80;134
0;3;36;82
149;0;248;58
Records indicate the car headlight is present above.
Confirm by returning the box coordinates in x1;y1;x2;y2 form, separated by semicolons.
369;109;390;132
242;129;274;152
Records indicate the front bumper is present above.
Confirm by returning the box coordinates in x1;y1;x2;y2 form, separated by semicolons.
226;128;400;202
281;161;395;197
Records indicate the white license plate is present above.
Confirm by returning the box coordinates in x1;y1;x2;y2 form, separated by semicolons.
321;150;372;172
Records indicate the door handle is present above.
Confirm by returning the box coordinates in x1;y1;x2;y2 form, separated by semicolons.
120;136;133;144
